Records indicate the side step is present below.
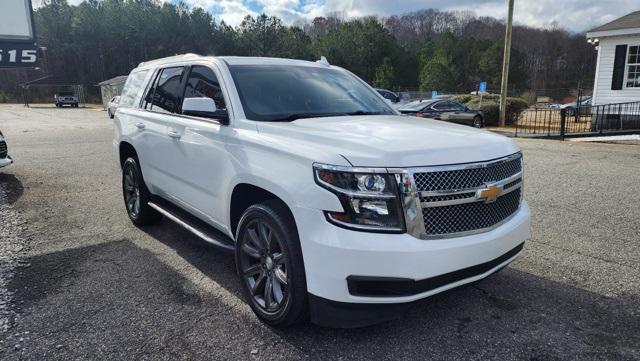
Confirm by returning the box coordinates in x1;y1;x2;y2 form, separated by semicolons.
148;198;235;254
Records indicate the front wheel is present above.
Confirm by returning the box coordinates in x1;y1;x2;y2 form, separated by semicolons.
235;200;308;327
472;116;483;128
122;157;161;226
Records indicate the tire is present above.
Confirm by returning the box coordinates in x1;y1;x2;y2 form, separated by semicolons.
122;157;161;226
108;110;113;118
235;200;308;327
472;115;483;128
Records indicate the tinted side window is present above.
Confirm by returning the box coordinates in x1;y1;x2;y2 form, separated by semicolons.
432;101;449;110
119;70;149;108
146;67;184;113
182;65;226;111
450;101;465;111
380;91;397;102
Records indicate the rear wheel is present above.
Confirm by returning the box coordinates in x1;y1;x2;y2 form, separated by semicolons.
122;157;161;226
108;110;113;118
472;116;483;128
235;200;308;327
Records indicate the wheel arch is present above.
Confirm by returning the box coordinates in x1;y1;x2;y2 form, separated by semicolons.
119;141;138;168
229;183;296;238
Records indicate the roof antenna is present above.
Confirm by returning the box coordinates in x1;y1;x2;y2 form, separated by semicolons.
317;56;330;66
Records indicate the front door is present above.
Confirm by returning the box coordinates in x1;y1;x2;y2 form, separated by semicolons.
161;64;232;230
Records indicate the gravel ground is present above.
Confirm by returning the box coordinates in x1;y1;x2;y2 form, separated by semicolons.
0;104;638;360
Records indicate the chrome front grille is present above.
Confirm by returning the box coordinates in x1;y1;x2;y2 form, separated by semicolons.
0;140;7;158
414;155;522;192
408;153;523;238
422;188;521;236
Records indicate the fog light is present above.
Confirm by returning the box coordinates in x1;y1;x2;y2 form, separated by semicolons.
351;199;389;215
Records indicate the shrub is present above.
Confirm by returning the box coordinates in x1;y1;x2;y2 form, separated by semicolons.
453;94;528;126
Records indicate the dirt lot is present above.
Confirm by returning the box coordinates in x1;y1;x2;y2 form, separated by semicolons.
0;104;638;360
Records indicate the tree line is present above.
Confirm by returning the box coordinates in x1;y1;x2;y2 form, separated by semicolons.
0;0;596;103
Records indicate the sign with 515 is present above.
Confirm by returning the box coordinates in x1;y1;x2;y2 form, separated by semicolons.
0;43;38;68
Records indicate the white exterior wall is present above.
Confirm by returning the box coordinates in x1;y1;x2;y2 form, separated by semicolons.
592;35;640;105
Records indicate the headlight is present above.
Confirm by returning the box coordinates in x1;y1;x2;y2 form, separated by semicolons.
313;164;405;232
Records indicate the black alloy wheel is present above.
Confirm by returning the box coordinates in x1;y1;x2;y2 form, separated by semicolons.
472;116;483;128
236;201;308;327
121;157;161;226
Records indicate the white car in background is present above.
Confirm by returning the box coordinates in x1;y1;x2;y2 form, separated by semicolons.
113;54;530;328
108;96;120;119
0;130;13;168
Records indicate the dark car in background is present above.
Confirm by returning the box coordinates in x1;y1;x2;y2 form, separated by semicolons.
54;91;79;108
399;99;484;128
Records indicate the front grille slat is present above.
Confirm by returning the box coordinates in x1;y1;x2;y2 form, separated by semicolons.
422;189;521;236
414;154;522;237
414;156;522;192
0;140;7;158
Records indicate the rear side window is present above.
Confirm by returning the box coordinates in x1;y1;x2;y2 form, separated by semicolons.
119;70;149;108
144;67;184;113
449;101;465;111
182;66;226;111
433;102;449;111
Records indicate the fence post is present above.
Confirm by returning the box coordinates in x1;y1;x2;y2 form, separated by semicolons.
560;108;566;140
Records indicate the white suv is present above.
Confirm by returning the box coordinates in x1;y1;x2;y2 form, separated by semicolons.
113;54;530;328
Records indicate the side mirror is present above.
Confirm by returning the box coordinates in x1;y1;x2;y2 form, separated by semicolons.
465;106;469;111
182;97;228;124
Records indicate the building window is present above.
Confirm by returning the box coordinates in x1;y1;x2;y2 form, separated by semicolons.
626;45;640;88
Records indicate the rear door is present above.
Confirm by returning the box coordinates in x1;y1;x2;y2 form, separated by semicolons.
448;101;474;125
136;66;187;197
430;101;450;120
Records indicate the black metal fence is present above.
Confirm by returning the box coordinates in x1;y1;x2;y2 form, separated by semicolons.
514;101;640;138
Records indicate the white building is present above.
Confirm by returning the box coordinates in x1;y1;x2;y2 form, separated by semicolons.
587;10;640;105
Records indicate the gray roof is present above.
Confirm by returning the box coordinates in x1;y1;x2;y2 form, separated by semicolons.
97;75;128;86
588;10;640;33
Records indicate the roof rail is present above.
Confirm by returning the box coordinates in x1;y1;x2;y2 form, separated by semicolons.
316;56;330;66
138;53;202;68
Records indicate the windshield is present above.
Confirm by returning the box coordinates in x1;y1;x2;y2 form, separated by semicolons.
228;65;395;121
398;100;436;111
59;92;74;96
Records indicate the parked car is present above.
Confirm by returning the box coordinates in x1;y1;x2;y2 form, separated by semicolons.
561;96;592;116
108;95;120;118
531;102;561;109
0;130;13;168
375;88;401;103
398;99;485;128
114;54;530;328
54;91;79;107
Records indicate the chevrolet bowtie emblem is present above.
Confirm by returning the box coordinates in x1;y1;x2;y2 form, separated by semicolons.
477;184;503;203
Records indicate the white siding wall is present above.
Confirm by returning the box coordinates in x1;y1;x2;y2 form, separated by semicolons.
592;35;640;105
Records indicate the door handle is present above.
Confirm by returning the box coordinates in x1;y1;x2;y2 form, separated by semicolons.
167;129;181;139
135;122;145;129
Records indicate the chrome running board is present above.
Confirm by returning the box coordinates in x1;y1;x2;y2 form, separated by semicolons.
148;200;235;253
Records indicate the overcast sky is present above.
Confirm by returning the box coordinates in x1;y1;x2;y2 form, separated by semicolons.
56;0;638;32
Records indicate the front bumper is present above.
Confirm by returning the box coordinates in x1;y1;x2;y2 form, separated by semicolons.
294;200;530;302
0;155;13;168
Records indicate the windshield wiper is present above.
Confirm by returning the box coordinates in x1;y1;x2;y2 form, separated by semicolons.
345;110;383;116
261;110;386;122
262;113;348;122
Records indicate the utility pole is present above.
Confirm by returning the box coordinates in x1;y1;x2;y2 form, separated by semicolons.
499;0;514;127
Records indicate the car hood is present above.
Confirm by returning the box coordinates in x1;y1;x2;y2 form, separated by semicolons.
256;115;519;167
